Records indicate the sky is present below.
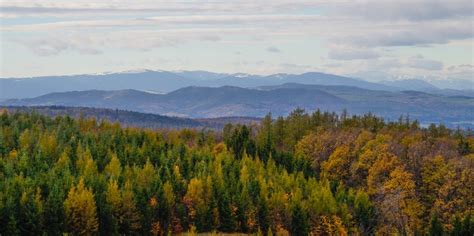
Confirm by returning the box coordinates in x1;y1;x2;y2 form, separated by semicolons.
0;0;473;82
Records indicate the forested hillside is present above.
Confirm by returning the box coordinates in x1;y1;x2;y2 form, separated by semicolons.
1;106;260;130
0;109;473;235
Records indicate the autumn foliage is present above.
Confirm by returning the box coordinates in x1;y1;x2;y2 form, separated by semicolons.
0;109;473;235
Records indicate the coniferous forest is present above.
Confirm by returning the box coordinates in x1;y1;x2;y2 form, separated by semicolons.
0;109;473;235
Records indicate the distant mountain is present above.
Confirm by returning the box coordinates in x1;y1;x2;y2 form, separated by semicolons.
430;79;474;91
378;79;474;97
381;79;439;91
430;89;474;97
0;70;399;100
3;70;472;100
173;70;229;81
279;72;396;91
2;86;346;117
0;70;192;100
3;84;473;128
0;106;260;130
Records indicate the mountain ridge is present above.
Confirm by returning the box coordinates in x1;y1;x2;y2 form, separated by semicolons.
4;70;470;100
3;84;473;128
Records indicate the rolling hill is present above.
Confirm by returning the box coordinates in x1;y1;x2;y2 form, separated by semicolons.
3;84;473;128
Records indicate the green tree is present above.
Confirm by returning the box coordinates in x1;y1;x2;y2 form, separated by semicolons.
429;215;443;236
44;184;66;235
291;204;309;236
256;113;274;162
354;191;377;235
118;181;142;234
18;189;44;235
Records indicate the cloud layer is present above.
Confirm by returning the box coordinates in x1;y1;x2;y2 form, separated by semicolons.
0;0;472;80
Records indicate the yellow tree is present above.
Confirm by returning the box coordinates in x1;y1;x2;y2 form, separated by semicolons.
420;155;448;221
378;167;422;235
136;159;155;190
183;178;207;224
64;178;99;235
104;152;121;180
106;179;121;210
39;132;58;162
75;146;98;184
321;144;353;185
295;132;332;175
313;215;348;236
352;134;393;187
434;155;474;231
18;129;32;153
106;180;141;234
366;152;400;195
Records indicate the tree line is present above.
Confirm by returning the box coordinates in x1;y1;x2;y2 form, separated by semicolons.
0;109;472;235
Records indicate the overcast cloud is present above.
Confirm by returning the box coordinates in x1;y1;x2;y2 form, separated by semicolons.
0;0;472;81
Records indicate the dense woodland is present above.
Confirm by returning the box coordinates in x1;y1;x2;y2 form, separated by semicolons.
0;109;473;235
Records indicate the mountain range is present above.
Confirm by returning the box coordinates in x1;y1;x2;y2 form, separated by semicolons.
1;70;472;100
3;83;473;128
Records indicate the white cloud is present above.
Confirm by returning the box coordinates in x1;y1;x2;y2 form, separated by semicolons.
1;0;472;79
328;46;380;60
2;14;325;32
0;1;332;18
19;37;102;56
336;20;473;47
335;0;474;21
336;56;450;82
405;55;443;71
267;46;281;53
445;64;474;81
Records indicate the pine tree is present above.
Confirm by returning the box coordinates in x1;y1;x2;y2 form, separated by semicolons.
218;191;235;232
5;214;20;236
451;215;463;236
460;214;473;236
429;215;443;236
291;204;309;236
354;190;376;235
18;189;44;235
118;181;142;234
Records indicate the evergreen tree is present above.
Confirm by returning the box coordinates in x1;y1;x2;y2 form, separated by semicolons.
451;215;463;236
460;214;473;236
354;191;377;235
291;204;309;236
218;191;235;232
429;215;444;236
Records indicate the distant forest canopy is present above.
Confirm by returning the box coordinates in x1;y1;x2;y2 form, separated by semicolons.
0;109;473;235
0;106;262;130
2;105;473;132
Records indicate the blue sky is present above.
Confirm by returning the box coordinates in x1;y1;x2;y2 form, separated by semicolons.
0;0;473;83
